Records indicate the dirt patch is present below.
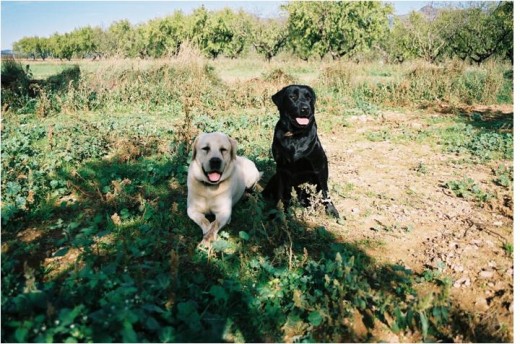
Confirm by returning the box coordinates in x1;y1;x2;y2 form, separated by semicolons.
322;108;514;341
16;227;44;243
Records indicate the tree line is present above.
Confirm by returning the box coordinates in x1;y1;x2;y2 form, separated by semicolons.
12;2;513;64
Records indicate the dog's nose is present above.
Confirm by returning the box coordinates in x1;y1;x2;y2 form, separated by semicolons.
209;157;222;170
301;106;309;115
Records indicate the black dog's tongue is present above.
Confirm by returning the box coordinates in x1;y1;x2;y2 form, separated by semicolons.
296;117;309;126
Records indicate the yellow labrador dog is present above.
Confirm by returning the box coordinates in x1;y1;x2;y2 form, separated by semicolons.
187;132;262;246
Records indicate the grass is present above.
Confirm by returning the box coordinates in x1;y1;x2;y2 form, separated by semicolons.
1;55;513;342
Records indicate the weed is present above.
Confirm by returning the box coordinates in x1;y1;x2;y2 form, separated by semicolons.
371;221;413;234
1;57;512;342
492;164;513;188
365;129;391;142
1;109;452;342
440;123;513;162
413;162;429;175
502;242;513;257
445;177;494;204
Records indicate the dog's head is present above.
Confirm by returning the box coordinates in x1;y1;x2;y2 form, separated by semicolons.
191;132;238;185
272;84;316;129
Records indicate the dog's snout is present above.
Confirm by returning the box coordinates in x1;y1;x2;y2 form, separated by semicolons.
209;157;222;170
300;105;310;115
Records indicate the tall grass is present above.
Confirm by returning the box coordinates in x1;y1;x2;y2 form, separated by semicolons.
317;59;512;110
2;57;512;118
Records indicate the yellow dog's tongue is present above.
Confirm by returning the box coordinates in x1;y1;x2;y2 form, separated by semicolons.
296;117;309;126
208;172;221;182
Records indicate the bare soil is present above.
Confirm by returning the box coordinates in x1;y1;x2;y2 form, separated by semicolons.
320;106;514;342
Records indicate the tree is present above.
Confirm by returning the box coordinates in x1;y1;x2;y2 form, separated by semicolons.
71;26;100;58
325;1;392;60
397;11;448;63
493;1;513;63
284;1;392;61
141;12;187;58
222;9;253;59
13;36;51;60
186;6;212;57
187;7;252;59
284;2;327;60
252;18;287;62
439;2;513;64
13;37;38;59
384;18;415;63
106;20;135;58
35;37;51;60
49;33;76;60
91;26;108;59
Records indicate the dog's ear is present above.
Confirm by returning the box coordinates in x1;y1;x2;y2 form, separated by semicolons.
228;136;238;160
306;86;316;105
271;86;287;108
191;135;199;160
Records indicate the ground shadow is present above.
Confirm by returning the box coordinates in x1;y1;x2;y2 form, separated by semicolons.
1;60;81;102
1;151;510;342
438;104;513;133
43;65;81;93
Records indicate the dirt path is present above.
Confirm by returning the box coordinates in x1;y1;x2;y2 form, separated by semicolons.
321;108;513;341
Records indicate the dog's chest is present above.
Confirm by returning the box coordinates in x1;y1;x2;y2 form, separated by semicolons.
274;134;320;164
189;176;242;213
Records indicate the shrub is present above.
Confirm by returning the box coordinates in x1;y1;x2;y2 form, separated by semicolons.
1;59;33;110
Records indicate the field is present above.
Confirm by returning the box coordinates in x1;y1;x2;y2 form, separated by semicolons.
1;54;514;342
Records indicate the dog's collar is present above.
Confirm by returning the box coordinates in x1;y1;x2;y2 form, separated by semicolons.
280;120;314;138
283;129;308;137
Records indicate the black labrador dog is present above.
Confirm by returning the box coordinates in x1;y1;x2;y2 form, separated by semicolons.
262;84;340;218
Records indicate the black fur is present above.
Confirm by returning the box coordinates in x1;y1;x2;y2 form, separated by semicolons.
262;84;340;218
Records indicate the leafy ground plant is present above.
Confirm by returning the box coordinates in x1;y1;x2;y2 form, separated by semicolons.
1;57;513;342
445;177;494;204
1;110;452;342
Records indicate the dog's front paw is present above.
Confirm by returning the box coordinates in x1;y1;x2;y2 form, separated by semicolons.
324;201;340;219
200;221;220;247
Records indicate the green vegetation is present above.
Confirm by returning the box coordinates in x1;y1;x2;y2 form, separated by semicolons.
502;242;513;257
493;164;513;189
1;94;451;341
11;2;512;64
1;46;513;342
445;178;494;205
440;123;513;162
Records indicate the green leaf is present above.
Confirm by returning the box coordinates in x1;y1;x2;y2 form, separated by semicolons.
211;239;231;252
59;305;84;326
209;285;228;304
53;247;70;257
238;231;250;241
14;326;29;343
145;316;160;331
419;312;429;340
159;326;176;342
177;301;202;331
308;311;323;326
121;320;138;342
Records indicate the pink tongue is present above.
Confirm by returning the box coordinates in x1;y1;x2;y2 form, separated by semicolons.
296;117;309;125
208;172;221;182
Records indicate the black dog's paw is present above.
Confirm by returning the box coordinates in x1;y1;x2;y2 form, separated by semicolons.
323;200;340;219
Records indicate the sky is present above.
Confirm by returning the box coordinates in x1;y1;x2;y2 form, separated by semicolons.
1;1;433;50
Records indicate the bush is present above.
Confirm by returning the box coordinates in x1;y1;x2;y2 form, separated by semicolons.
1;59;33;110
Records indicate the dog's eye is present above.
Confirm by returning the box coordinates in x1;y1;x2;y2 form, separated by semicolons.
289;94;297;100
202;147;210;153
220;148;227;154
305;94;311;100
